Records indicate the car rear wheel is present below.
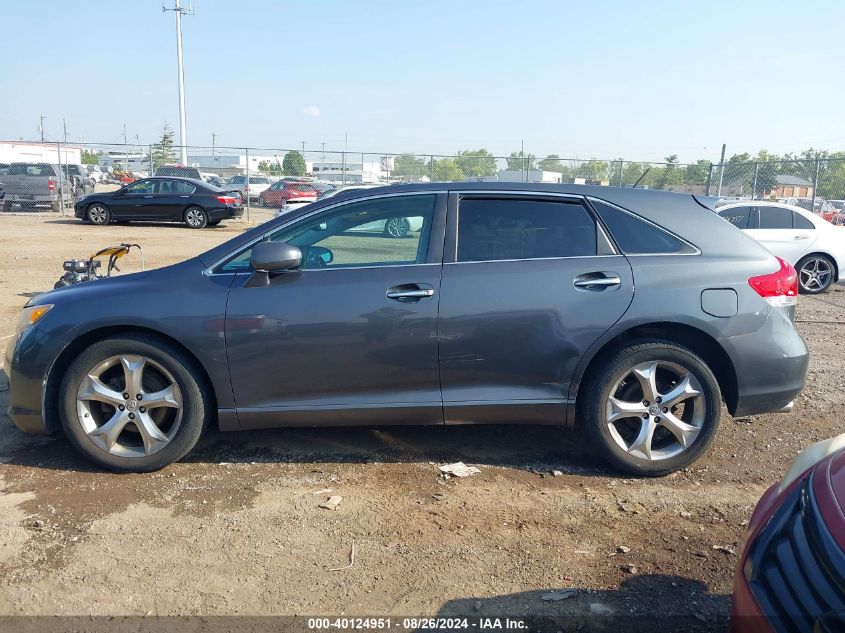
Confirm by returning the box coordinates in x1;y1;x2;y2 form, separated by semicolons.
59;334;210;472
580;339;721;476
87;203;111;225
384;217;410;238
184;206;208;229
796;254;835;294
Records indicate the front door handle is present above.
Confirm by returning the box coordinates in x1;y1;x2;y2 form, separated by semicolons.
386;283;435;302
573;272;622;290
794;234;810;240
143;195;154;198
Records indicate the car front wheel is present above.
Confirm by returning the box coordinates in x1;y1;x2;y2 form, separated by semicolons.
580;340;721;476
59;334;210;472
87;203;111;225
796;254;835;294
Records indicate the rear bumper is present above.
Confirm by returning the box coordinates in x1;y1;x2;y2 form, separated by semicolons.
718;307;808;417
208;206;244;221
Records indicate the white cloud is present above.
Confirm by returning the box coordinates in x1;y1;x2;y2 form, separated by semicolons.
301;105;321;118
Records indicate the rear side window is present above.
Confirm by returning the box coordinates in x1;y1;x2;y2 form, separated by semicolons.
720;206;753;229
457;197;597;262
590;199;688;254
758;206;794;229
9;163;55;176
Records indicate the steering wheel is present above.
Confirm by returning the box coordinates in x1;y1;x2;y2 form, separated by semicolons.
303;247;328;269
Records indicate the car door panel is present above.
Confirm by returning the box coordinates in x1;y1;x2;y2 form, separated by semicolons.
223;192;447;429
112;180;156;219
439;193;635;425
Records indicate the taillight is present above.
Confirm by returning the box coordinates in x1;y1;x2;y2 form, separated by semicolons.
216;195;237;205
748;257;798;307
48;177;55;192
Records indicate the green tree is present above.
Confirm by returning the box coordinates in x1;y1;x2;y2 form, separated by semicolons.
654;154;681;190
392;153;427;180
455;149;497;179
683;160;711;186
282;151;307;177
506;151;536;171
81;149;99;165
258;160;282;175
431;158;463;181
574;159;608;183
151;123;178;170
538;154;565;172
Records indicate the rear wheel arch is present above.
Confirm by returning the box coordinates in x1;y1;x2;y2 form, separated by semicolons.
44;325;218;433
573;322;738;418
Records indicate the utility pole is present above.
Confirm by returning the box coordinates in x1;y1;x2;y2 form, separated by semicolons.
163;0;193;165
39;115;45;142
123;124;128;172
321;141;325;166
717;143;726;197
211;132;216;167
301;141;306;154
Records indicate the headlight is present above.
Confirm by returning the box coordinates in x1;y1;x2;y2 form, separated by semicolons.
15;304;53;337
779;433;845;493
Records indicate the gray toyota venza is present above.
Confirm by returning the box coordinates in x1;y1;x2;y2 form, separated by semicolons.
6;184;809;474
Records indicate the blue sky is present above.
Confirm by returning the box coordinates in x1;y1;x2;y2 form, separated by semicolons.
1;0;843;163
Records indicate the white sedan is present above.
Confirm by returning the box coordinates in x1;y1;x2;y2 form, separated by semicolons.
717;201;845;294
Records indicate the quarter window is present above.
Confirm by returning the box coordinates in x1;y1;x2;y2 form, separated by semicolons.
758;206;794;229
457;197;597;262
591;199;688;254
793;213;815;230
221;194;436;272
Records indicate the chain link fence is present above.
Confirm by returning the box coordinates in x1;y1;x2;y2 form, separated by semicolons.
4;141;845;219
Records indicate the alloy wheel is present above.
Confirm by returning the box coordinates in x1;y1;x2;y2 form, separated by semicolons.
798;257;833;293
185;208;205;227
385;217;410;238
605;360;705;461
76;354;183;458
88;205;108;224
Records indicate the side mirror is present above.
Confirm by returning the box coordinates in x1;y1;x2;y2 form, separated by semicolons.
250;241;302;272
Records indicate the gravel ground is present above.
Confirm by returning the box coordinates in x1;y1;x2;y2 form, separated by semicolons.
0;212;843;628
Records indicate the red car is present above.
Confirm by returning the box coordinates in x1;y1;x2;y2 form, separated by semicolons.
259;180;317;207
731;433;845;633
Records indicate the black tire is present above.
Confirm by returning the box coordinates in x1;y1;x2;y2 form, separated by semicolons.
384;217;410;238
1;201;9;212
59;334;211;472
796;254;835;294
86;203;111;225
183;206;208;229
53;279;70;289
579;339;721;476
207;219;222;226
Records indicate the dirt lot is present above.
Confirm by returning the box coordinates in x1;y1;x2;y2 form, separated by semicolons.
0;212;843;628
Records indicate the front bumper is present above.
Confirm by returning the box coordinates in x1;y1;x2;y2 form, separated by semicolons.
4;327;51;434
718;307;808;417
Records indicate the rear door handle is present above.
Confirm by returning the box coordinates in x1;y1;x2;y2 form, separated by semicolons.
573;272;622;290
386;283;435;302
794;235;810;240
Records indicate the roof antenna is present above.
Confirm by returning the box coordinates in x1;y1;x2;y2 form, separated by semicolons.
631;167;650;188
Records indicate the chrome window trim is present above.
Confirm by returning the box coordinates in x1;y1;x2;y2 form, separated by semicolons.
586;196;701;256
451;190;618;263
203;190;447;276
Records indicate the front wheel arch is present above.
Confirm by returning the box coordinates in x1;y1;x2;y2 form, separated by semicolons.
44;325;217;434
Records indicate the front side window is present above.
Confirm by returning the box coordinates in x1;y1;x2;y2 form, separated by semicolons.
457;197;597;262
719;206;752;230
221;194;436;272
758;206;794;229
125;180;154;194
